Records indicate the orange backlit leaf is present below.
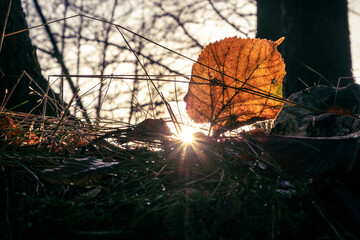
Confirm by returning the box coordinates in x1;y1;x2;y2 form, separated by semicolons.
66;133;89;147
20;131;39;145
0;115;22;142
0;115;39;145
184;37;286;132
0;115;17;130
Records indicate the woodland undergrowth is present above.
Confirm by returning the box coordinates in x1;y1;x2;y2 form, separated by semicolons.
0;110;355;240
1;10;359;240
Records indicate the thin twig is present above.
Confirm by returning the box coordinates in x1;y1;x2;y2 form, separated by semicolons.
186;167;221;186
51;88;80;137
303;64;334;87
115;26;156;117
32;1;91;122
174;76;184;124
4;13;284;106
3;13;287;108
0;0;12;55
153;3;203;48
0;71;25;112
3;14;81;38
311;200;344;240
3;13;328;123
49;88;80;152
115;25;182;134
15;160;48;199
24;71;59;114
49;73;325;116
208;0;249;36
210;169;224;197
98;76;113;118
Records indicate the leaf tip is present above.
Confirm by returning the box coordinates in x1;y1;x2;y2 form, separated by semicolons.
275;37;285;45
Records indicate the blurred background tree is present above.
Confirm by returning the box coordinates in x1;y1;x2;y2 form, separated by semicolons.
0;0;62;116
20;0;256;123
257;0;353;97
1;0;358;121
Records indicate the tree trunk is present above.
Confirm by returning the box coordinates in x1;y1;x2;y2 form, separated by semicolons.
0;0;60;115
256;0;282;41
281;0;353;97
256;0;353;98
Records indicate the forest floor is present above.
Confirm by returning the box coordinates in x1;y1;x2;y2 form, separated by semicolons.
0;112;359;240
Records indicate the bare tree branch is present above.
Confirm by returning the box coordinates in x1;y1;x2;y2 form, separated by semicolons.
208;0;249;36
24;0;256;121
32;0;91;123
96;0;118;121
59;34;186;76
153;2;203;49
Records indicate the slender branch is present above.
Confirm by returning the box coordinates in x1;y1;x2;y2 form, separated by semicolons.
96;0;117;121
60;0;68;107
128;38;142;123
32;0;91;123
154;3;203;49
350;9;360;17
208;0;249;36
73;35;186;76
5;13;318;116
0;0;12;55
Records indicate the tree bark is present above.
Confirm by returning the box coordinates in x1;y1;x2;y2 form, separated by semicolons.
281;0;353;97
256;0;353;98
0;0;60;115
256;0;282;41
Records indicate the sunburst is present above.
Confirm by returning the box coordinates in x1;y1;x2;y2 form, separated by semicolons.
179;125;196;144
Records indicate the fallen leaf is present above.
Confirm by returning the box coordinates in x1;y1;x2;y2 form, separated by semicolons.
272;84;360;137
0;115;39;145
93;118;172;145
65;133;89;147
184;37;286;133
133;118;172;136
0;115;15;127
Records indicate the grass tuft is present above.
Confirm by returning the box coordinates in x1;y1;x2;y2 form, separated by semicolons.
0;111;352;239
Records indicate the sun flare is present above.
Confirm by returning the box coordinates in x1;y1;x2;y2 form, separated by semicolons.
179;126;196;144
167;120;206;144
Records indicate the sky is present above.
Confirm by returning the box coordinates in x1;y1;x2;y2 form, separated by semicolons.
349;0;360;80
23;0;360;84
20;0;360;123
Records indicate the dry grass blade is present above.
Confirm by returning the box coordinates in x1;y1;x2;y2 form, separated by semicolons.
3;14;80;38
303;64;333;87
0;71;25;113
0;5;358;240
15;160;48;198
115;25;182;134
311;200;345;240
51;88;80;137
2;13;328;121
115;26;156;117
0;0;12;54
0;107;357;239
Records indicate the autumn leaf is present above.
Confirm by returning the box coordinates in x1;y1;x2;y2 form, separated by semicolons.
184;36;286;133
0;115;39;145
